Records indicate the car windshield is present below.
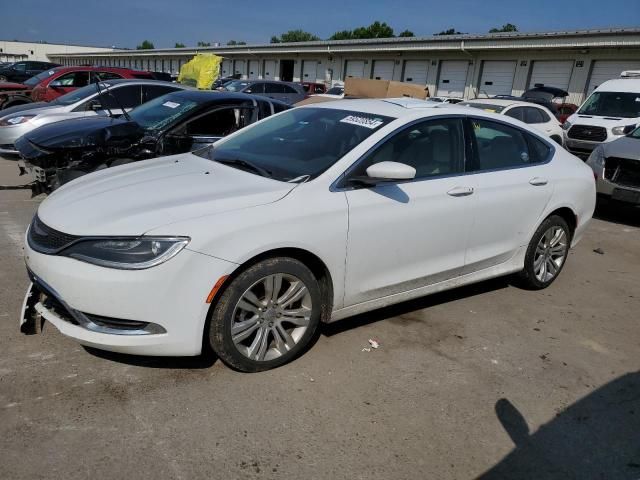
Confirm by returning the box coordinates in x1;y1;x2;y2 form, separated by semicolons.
23;69;58;87
50;83;105;106
196;107;394;182
460;102;507;114
223;80;251;92
578;91;640;118
129;93;199;131
326;86;344;95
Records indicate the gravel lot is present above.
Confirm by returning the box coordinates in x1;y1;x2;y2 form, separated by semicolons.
0;155;638;479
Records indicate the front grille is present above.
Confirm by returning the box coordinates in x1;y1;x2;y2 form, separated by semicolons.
604;157;640;188
568;125;607;142
84;313;150;331
28;214;79;254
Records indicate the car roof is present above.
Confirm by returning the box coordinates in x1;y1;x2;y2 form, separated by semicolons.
463;98;535;108
594;78;640;93
98;78;190;88
162;89;271;103
47;65;149;74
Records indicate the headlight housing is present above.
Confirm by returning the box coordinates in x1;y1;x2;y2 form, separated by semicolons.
612;124;636;135
61;237;190;270
561;121;572;131
586;146;605;169
0;115;36;126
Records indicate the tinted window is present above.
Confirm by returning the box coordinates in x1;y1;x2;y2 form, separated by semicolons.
272;102;290;114
470;119;551;170
129;93;199;131
23;69;58;87
55;71;90;87
223;80;250;92
185;107;254;136
13;63;27;72
94;71;124;81
504;107;524;121
142;84;180;102
101;85;142;109
524;107;545;124
578;91;640;119
247;83;265;94
354;118;465;179
282;84;298;94
264;83;285;94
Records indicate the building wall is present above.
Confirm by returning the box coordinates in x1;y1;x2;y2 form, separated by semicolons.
0;41;118;62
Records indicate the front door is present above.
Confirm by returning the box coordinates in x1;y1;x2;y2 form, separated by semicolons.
343;117;476;306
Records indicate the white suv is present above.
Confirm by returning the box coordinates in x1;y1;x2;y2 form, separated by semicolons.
563;72;640;159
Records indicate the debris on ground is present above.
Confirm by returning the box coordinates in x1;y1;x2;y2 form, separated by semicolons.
368;339;380;349
361;348;371;352
593;248;605;255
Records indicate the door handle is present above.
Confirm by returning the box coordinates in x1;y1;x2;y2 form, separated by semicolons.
447;186;474;197
529;177;548;186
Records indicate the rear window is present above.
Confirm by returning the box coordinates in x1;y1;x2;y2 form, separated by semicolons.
24;69;58;87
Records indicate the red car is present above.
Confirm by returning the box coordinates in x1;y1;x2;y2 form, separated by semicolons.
301;82;327;95
28;66;154;102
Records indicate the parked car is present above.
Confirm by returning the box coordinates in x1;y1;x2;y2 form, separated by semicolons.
212;74;242;90
150;71;173;82
494;85;576;123
586;126;640;205
16;90;290;192
313;84;344;99
427;97;464;104
222;79;306;104
27;66;155;102
0;61;60;83
563;75;640;159
301;82;326;94
461;99;564;144
20;98;595;371
0;79;186;156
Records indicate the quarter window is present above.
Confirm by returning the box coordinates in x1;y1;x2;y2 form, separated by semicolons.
524;107;545;124
504;107;524;122
470;118;551;170
55;71;90;87
354;118;465;179
100;85;142;110
264;83;285;94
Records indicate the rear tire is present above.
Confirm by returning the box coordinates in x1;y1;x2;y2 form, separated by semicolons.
517;215;571;290
209;257;321;372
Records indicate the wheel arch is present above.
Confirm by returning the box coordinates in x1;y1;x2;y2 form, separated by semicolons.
537;205;578;243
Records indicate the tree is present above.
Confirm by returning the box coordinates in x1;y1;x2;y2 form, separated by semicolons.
197;41;211;47
136;40;155;50
227;40;247;45
330;21;395;40
436;28;463;35
398;30;415;37
328;30;354;40
270;30;320;43
174;42;186;48
489;23;518;33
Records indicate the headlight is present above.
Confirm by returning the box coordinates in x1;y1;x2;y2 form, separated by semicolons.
586;146;605;169
561;121;572;131
612;124;636;135
60;237;190;270
0;115;36;126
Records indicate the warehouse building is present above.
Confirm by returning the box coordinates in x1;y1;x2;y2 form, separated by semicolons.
47;28;640;104
0;40;120;63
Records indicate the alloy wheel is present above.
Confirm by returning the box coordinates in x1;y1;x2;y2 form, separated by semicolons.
231;273;312;362
533;226;568;283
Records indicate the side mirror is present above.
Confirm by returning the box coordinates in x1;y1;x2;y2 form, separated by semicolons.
49;80;63;88
347;161;416;187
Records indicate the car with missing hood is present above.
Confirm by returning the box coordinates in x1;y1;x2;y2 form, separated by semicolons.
20;98;595;372
586;125;640;205
0;79;186;156
15;90;290;193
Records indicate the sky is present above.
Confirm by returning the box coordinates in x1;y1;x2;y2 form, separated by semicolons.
3;0;639;49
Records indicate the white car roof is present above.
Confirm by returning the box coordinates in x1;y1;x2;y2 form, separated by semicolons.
303;98;449;117
594;78;640;93
463;98;534;108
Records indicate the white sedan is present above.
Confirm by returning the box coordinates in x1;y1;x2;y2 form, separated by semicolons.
21;99;596;372
461;99;564;145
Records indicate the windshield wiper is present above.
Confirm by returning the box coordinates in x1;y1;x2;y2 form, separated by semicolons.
214;158;272;178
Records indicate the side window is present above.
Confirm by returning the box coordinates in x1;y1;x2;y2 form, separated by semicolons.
55;71;90;87
282;84;298;94
524;107;545;124
185;107;254;137
94;71;124;81
314;85;325;94
256;99;273;119
101;85;142;109
470;118;550;170
504;107;524;121
272;101;290;114
142;85;179;102
354;118;465;179
13;63;27;72
247;83;265;94
264;83;284;94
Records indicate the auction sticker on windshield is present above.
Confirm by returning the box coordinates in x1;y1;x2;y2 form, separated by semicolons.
340;115;385;129
163;101;181;109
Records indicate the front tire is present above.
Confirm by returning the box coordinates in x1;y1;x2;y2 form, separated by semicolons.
209;257;321;372
518;215;571;290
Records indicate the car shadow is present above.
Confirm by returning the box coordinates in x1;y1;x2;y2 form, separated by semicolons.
594;197;640;228
83;346;218;370
477;372;640;479
321;276;510;337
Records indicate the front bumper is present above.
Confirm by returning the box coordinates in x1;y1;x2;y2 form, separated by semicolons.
0;123;32;155
22;239;238;356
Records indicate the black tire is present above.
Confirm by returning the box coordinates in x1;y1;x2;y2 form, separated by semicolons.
517;215;571;290
209;257;322;372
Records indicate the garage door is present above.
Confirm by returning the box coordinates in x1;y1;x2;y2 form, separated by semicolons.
247;60;259;80
479;60;516;96
437;60;469;97
371;60;394;80
233;60;246;78
587;60;640;94
403;60;429;85
263;60;277;80
302;60;318;82
528;60;573;90
345;60;366;79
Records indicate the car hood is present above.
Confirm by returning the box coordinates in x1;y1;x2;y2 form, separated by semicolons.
0;102;53;118
37;153;296;236
568;114;640;128
17;116;144;158
602;136;640;160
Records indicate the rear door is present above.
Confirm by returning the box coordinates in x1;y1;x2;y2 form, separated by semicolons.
463;117;554;273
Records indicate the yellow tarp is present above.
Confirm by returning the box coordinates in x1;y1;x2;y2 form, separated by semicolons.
177;54;222;89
